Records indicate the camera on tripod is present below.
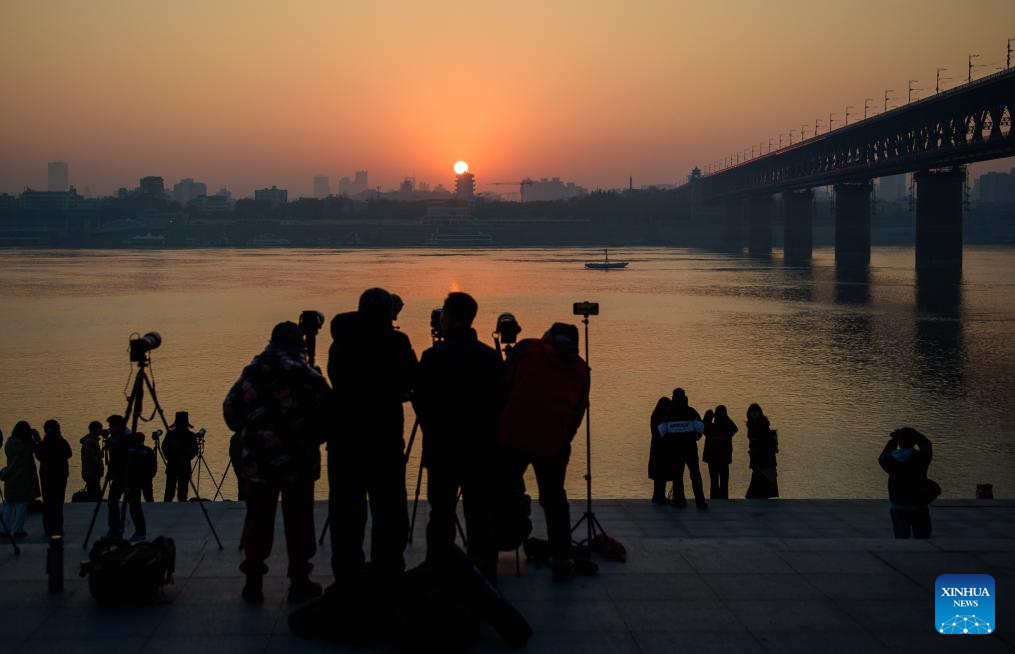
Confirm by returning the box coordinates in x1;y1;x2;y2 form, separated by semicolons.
298;310;325;367
493;313;522;345
573;301;599;317
129;332;162;363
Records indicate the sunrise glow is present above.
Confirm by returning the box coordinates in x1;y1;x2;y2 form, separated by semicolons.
453;161;469;175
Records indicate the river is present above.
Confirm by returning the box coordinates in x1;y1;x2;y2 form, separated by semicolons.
1;246;1012;500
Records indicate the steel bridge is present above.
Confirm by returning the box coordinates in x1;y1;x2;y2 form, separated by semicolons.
679;68;1015;267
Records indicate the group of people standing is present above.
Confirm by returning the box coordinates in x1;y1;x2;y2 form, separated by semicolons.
1;411;202;542
648;389;779;507
223;289;591;603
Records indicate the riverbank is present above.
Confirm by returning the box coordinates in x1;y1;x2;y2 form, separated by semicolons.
1;499;1012;653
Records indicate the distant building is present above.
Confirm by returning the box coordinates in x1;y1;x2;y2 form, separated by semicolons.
455;172;476;200
0;193;17;209
47;162;69;192
254;185;288;207
191;190;233;213
974;168;1015;203
338;176;352;195
353;170;369;194
20;187;82;211
878;174;908;202
418;181;430;192
521;177;587;202
173;178;208;206
313;175;330;199
139;176;166;199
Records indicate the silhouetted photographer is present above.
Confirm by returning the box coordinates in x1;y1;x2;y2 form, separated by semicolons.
878;427;937;539
162;411;199;502
79;421;105;500
326;288;417;584
104;414;147;541
223;321;331;603
36;419;72;537
414;292;503;582
499;323;589;581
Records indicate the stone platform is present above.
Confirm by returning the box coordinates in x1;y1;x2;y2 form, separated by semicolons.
0;499;1012;653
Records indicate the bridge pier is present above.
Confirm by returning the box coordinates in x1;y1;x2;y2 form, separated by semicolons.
720;199;745;252
915;167;965;270
834;181;872;266
782;189;813;262
748;194;773;257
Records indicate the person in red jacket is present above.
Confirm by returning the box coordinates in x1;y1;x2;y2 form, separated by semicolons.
499;322;589;581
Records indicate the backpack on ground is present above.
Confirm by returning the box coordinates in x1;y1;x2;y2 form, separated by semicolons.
80;536;175;604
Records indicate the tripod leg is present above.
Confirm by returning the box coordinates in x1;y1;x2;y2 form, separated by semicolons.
317;515;330;546
212;460;231;502
407;458;425;545
0;510;20;555
183;472;224;550
199;456;218;500
82;476;113;549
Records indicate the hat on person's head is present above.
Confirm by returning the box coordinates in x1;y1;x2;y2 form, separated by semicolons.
359;288;393;324
546;322;580;345
270;321;304;351
171;411;192;429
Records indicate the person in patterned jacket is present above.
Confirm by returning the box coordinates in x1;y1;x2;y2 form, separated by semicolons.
223;321;331;604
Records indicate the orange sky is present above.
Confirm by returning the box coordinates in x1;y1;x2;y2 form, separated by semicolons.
2;0;1014;197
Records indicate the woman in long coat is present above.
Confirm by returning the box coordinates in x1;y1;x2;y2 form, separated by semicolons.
744;404;779;499
648;395;674;503
3;421;41;537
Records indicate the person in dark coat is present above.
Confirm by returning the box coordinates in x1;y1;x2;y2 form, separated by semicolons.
2;421;41;537
702;405;738;499
105;414;147;541
878;427;934;538
666;389;707;509
162;411;199;502
134;433;157;503
35;419;72;536
326;288;417;584
499;323;589;581
744;403;779;499
80;421;105;500
414;292;504;582
648;395;674;503
224;321;331;603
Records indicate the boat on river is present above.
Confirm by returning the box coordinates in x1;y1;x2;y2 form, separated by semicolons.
584;248;628;270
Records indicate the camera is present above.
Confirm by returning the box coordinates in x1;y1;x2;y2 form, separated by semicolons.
493;312;522;345
573;301;599;317
129;332;162;362
430;307;443;341
298;310;325;338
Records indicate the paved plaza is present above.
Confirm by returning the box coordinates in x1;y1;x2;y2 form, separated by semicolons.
0;499;1012;653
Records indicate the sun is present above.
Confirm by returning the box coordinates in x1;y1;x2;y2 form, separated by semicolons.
453;160;469;175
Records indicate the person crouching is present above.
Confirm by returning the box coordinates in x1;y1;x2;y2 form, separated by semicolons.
499;323;589;582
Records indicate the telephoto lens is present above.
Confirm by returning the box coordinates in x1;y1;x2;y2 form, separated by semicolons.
129;331;162;362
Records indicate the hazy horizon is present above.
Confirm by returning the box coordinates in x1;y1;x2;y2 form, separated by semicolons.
3;0;1015;197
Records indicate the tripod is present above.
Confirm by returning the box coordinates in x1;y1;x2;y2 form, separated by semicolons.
570;310;610;547
82;351;224;550
189;433;220;501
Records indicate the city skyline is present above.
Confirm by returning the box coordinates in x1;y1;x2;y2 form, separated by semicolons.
2;1;1015;197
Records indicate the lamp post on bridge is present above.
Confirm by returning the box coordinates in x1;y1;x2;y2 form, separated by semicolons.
845;106;854;126
864;98;873;119
828;113;838;133
936;68;950;94
815;118;822;135
968;54;979;83
801;124;808;140
1008;39;1014;70
884;89;893;112
779;133;785;149
908;80;921;104
768;137;773;153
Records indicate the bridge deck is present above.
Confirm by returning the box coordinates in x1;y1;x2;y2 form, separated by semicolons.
1;499;1012;653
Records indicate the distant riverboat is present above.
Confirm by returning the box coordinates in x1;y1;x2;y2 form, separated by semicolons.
423;230;494;247
247;234;291;247
585;248;628;269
